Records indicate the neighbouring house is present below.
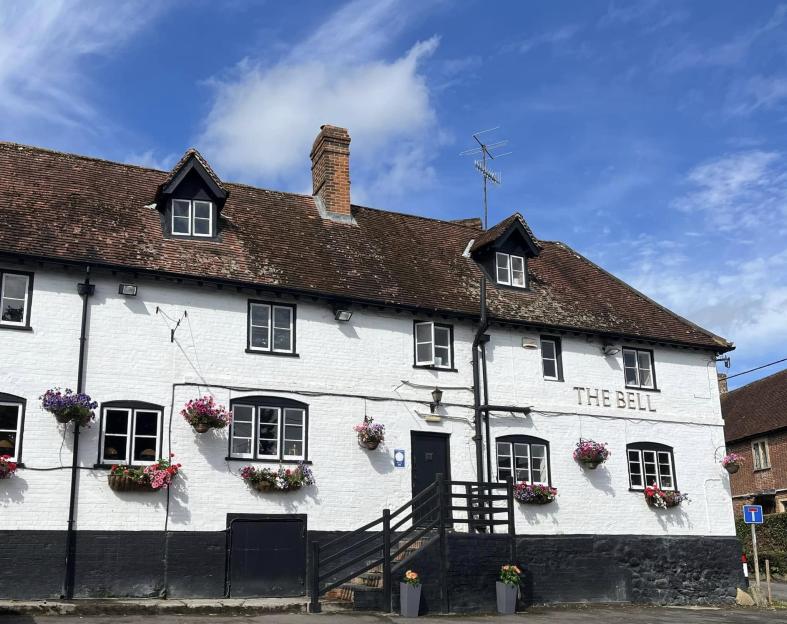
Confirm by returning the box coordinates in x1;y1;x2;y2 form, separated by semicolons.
723;368;787;515
0;125;742;609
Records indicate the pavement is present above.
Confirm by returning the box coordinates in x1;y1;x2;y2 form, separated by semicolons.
0;606;786;623
766;581;787;601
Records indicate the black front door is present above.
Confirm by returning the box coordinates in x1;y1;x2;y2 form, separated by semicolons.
411;431;450;525
228;515;306;597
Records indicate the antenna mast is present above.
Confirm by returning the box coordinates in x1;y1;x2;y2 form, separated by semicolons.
460;127;511;229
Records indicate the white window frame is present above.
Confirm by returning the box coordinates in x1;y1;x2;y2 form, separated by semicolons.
496;439;549;485
752;438;770;470
495;252;526;288
230;404;307;461
540;337;560;381
100;407;162;466
0;272;30;327
622;347;655;389
627;447;675;490
248;303;295;354
0;402;22;461
414;321;453;369
171;199;213;237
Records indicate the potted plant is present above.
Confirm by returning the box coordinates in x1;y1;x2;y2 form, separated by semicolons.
400;570;421;617
181;396;232;433
573;439;610;469
0;455;17;479
240;462;315;492
644;484;689;509
496;564;521;614
514;482;558;505
354;417;385;450
721;452;744;474
40;387;97;426
108;455;181;492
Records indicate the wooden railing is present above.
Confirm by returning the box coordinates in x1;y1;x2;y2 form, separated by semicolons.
309;475;515;613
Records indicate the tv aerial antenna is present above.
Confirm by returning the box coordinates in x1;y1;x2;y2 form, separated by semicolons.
460;127;512;229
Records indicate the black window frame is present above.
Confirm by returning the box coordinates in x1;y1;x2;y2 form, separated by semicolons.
626;442;677;491
412;320;456;371
540;335;564;382
622;346;657;391
227;396;310;463
245;300;298;357
495;434;551;485
95;400;165;468
0;392;26;464
0;269;34;330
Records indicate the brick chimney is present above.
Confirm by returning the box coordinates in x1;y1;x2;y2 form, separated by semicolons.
311;125;351;217
718;372;728;395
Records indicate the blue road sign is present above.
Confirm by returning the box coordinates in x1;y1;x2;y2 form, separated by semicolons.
743;505;764;525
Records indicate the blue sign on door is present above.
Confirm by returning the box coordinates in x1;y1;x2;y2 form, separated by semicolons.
743;505;763;524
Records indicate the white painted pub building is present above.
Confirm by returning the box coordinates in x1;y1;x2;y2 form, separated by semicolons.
0;126;742;606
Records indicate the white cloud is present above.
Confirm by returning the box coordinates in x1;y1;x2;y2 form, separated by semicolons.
728;75;787;116
511;25;581;55
124;150;179;172
673;151;787;231
198;0;441;201
0;0;163;145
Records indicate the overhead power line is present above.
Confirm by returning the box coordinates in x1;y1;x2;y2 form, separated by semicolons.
726;357;787;380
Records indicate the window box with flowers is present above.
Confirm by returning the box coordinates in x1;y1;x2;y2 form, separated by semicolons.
514;482;557;505
41;388;97;426
721;452;744;474
108;456;181;492
0;454;17;479
240;462;314;493
573;439;610;469
354;417;385;450
644;484;689;509
181;396;232;433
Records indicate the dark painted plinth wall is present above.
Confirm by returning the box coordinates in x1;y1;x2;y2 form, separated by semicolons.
0;530;744;606
395;534;745;614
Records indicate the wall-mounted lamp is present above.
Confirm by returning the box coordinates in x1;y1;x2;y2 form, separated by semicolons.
430;387;443;413
521;337;539;350
601;344;620;356
118;283;138;296
333;306;353;322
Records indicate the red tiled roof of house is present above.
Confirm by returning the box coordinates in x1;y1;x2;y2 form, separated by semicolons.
723;368;787;442
0;141;732;351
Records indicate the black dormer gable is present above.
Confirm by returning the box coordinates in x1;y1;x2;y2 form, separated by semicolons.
470;213;541;290
158;149;228;240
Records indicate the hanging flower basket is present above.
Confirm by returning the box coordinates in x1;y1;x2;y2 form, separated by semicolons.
644;485;689;509
354;417;385;451
240;463;315;492
108;456;181;492
0;455;18;480
41;388;97;426
572;439;610;469
181;396;232;433
721;452;744;474
513;482;557;505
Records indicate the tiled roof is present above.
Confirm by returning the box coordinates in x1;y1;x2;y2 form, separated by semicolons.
0;142;732;351
160;147;227;195
723;369;787;442
470;212;542;253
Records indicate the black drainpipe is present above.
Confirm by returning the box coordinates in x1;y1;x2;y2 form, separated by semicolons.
62;265;94;599
480;336;491;484
471;275;489;485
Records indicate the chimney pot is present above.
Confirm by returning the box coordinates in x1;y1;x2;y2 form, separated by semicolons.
311;125;351;217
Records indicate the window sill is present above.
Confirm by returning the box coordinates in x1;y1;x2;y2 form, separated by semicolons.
93;463;152;469
225;457;312;465
624;386;660;393
628;487;676;493
0;324;32;332
413;365;458;373
753;467;772;473
544;378;564;383
245;349;300;358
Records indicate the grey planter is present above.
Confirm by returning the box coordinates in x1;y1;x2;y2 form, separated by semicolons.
400;582;422;617
496;581;518;614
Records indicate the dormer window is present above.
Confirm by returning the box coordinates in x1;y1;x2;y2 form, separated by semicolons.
495;252;526;288
172;199;213;237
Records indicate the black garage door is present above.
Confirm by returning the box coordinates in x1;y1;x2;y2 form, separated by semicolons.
227;515;307;597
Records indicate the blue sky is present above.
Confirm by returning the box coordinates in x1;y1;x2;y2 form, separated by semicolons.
1;0;786;389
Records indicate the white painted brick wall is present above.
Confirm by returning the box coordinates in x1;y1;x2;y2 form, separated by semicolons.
0;263;734;536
